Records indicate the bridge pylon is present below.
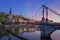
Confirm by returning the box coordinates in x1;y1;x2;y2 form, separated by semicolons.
40;5;57;40
42;5;45;23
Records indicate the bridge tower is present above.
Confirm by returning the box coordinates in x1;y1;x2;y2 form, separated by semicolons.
40;5;56;40
46;6;48;22
42;5;45;23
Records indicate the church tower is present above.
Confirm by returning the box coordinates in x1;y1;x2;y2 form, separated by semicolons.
9;8;12;14
9;8;13;19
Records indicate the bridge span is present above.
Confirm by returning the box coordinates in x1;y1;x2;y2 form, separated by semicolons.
1;5;60;40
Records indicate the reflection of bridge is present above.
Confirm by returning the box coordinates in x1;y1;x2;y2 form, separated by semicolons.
1;5;60;40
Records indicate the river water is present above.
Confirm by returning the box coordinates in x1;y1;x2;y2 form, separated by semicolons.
0;30;60;40
0;31;40;40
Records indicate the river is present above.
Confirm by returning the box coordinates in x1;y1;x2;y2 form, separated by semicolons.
0;31;40;40
0;30;60;40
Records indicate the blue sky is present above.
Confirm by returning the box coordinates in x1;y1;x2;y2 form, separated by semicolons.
0;0;60;22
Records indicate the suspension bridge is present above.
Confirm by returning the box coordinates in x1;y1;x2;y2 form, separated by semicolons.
1;5;60;40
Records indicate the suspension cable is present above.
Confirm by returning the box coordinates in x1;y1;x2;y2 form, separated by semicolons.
31;6;42;20
44;5;60;16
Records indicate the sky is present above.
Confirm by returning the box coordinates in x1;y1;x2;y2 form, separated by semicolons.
0;0;60;22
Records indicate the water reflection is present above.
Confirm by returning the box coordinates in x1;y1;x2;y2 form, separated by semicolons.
21;31;40;40
1;30;60;40
0;31;40;40
51;30;60;40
